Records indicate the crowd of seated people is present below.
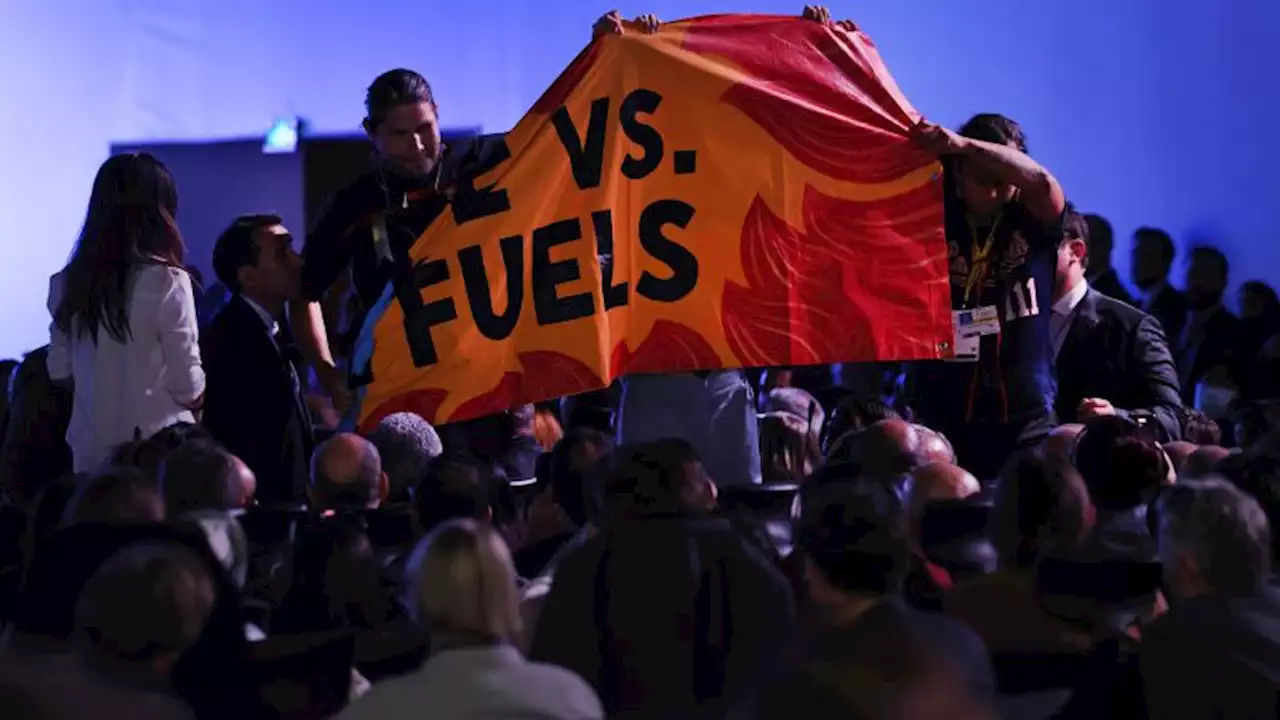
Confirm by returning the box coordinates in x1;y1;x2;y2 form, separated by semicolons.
0;333;1278;717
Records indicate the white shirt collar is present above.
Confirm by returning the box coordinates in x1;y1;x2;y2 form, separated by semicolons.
1053;278;1089;317
240;295;279;337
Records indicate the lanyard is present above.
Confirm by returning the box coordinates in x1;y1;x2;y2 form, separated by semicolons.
962;212;1002;306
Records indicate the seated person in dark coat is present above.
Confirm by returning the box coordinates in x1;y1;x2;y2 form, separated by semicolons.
528;438;796;720
759;479;995;720
1142;477;1280;720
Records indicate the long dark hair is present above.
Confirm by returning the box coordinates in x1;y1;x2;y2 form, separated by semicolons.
54;153;184;344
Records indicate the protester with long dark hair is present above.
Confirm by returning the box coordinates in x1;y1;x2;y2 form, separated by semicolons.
46;153;204;472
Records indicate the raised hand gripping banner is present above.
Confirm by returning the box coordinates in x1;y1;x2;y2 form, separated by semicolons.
351;14;953;431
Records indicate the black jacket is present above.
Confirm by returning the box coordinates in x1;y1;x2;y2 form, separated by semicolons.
530;513;796;720
201;296;313;503
1055;289;1183;441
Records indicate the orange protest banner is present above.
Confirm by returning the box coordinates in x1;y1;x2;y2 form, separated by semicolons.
350;14;953;431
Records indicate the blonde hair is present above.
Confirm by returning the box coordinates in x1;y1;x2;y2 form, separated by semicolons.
405;519;523;645
759;411;819;484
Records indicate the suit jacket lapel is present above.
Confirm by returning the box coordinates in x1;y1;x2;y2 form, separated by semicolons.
228;295;311;425
1066;290;1102;359
1058;291;1103;417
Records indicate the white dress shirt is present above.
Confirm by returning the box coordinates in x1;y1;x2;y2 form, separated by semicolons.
240;295;281;347
1050;279;1090;359
47;264;205;473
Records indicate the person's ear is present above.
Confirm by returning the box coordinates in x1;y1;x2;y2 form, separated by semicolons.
485;505;494;522
1071;238;1088;264
235;264;254;293
704;477;719;511
379;471;389;501
361;117;374;139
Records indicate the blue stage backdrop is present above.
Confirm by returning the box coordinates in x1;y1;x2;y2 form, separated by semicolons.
0;0;1276;357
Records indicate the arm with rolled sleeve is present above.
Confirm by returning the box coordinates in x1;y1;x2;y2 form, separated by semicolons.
156;267;205;408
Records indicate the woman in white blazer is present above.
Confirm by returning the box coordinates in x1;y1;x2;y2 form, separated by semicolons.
47;153;205;473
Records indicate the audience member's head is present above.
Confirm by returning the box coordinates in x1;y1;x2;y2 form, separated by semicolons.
1239;279;1280;323
211;213;301;304
1218;450;1280;565
1082;213;1114;267
1042;423;1085;461
274;514;386;635
63;466;165;526
763;386;825;441
547;427;614;527
799;481;909;604
1186;245;1230;313
1054;205;1089;301
413;456;492;537
309;433;388;510
606;439;717;518
366;412;442;503
1162;441;1199;473
829;419;922;479
108;422;214;481
150;422;214;454
1131;226;1176;290
405;519;522;646
73;541;216;678
464;404;538;465
910;463;980;515
1233;398;1280;448
914;425;956;464
1073;416;1170;511
994;450;1093;570
506;404;536;437
759;411;819;484
1155;476;1270;600
159;440;254;516
1183;445;1232;478
1179;408;1223;446
824;396;901;453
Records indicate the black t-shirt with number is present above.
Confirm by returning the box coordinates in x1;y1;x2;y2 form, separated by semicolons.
913;161;1061;448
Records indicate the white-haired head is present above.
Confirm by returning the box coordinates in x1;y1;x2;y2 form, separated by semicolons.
367;412;443;501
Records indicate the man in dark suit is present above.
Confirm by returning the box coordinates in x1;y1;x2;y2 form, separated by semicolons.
203;215;313;504
1142;477;1280;719
1177;246;1244;411
1082;213;1136;306
1052;211;1183;440
1131;227;1188;343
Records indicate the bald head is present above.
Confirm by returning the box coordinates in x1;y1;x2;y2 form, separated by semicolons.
309;433;387;510
1183;445;1232;479
914;425;955;464
160;441;255;516
1042;424;1085;461
1162;441;1198;473
831;419;921;478
910;462;981;512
